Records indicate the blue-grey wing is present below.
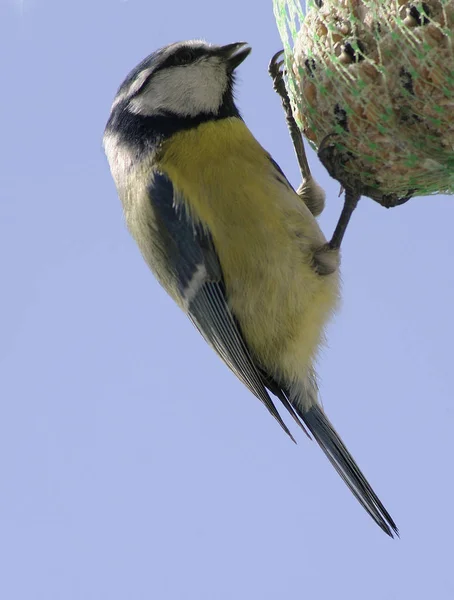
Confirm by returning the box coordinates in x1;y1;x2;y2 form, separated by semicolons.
267;153;296;191
148;171;298;441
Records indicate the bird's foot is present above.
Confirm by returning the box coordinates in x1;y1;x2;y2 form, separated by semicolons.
269;49;289;104
312;244;340;276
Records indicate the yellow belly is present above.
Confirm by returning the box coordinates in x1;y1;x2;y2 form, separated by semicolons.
157;118;339;383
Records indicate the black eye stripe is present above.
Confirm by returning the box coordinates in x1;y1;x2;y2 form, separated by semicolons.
170;49;195;65
159;46;209;70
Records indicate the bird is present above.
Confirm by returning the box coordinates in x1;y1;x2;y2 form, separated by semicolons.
103;39;398;537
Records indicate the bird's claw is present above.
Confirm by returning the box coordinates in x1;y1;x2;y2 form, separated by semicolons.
269;49;288;98
268;49;285;76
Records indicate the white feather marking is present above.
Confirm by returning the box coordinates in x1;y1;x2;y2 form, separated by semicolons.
102;131;135;192
183;264;208;306
110;68;154;110
110;91;128;110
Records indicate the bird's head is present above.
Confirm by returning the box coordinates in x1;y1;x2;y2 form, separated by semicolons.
109;40;251;121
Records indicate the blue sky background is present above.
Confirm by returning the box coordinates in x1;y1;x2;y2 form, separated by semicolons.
2;1;454;598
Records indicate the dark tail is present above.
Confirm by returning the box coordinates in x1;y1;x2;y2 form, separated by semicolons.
301;404;398;537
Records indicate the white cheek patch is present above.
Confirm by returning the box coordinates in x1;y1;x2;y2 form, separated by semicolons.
129;61;228;117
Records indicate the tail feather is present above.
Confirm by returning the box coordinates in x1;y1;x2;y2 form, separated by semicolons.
300;404;398;537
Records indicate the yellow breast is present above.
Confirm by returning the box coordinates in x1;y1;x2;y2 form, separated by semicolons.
157;118;339;382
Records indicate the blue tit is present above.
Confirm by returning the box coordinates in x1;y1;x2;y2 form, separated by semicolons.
103;40;398;537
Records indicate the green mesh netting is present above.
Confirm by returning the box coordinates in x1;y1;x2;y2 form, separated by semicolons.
273;0;454;201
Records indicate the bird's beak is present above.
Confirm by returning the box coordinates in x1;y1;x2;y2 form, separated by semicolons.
219;42;251;70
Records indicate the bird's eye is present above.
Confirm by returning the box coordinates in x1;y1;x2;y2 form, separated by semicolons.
173;49;194;66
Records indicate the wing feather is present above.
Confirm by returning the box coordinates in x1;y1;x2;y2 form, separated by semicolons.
149;171;295;441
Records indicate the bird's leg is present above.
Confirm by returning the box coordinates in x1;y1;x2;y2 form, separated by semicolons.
269;50;325;217
269;50;311;183
311;187;360;275
316;134;363;251
328;186;361;250
269;53;359;274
